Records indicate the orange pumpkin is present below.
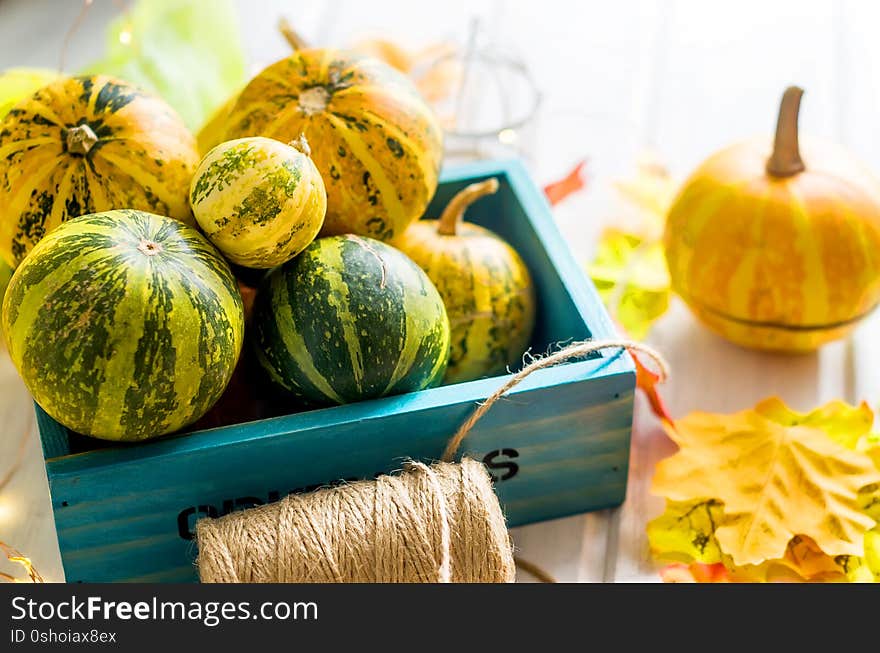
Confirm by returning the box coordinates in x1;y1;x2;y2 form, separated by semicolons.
664;87;880;351
0;75;199;267
220;48;443;242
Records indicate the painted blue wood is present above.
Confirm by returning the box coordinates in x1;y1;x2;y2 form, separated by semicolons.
36;159;636;583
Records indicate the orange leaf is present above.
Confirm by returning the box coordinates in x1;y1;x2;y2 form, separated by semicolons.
630;348;674;425
543;161;588;206
653;400;880;566
660;562;730;583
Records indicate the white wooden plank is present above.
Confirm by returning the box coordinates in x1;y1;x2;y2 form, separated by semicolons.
510;512;612;583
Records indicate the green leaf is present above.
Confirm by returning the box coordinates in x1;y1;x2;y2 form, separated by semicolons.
588;229;670;339
82;0;246;131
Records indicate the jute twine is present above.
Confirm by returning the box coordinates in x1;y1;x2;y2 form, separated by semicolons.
196;340;667;583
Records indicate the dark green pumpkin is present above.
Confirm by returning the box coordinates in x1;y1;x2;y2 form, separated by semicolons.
252;235;450;404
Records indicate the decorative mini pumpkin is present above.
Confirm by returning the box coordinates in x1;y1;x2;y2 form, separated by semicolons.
2;210;244;441
665;87;880;351
220;49;443;242
0;75;199;267
0;259;10;315
252;234;450;404
190;136;327;269
395;178;536;383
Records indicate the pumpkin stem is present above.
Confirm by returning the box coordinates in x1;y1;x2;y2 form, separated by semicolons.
766;86;806;178
437;178;500;236
66;124;98;156
137;239;163;257
278;17;309;51
289;134;311;157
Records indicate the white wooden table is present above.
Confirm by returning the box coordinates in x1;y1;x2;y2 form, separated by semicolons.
1;0;879;582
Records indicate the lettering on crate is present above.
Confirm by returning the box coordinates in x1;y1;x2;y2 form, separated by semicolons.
176;451;521;540
176;475;374;540
481;448;520;482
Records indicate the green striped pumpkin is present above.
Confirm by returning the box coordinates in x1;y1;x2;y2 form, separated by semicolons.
0;259;11;336
190;136;327;269
2;210;245;441
253;235;450;404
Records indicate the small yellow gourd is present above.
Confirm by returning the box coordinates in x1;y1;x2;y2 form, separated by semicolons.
395;179;536;383
189;136;327;269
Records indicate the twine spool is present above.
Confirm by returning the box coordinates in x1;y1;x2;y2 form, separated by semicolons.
196;340;667;583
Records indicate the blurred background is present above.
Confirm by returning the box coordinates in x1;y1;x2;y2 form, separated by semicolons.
4;0;880;169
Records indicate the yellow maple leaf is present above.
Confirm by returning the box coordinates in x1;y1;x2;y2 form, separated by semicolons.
754;397;874;450
653;399;880;566
650;501;852;581
647;499;724;564
863;529;880;580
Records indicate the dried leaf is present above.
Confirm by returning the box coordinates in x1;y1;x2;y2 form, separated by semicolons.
660;562;730;583
630;348;674;425
543;161;588;206
651;503;855;581
648;499;724;564
653;399;880;566
589;229;670;339
862;529;880;581
754;397;874;450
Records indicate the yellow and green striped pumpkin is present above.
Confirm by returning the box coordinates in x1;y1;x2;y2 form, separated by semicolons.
252;234;450;404
395;179;536;383
0;75;199;268
665;87;880;351
2;210;245;441
220;49;443;242
0;259;10;325
190;136;327;269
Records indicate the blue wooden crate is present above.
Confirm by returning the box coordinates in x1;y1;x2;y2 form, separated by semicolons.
35;159;636;583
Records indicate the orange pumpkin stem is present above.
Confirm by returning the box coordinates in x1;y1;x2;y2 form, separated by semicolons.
279;17;309;52
437;178;500;236
66;124;98;156
766;86;806;178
